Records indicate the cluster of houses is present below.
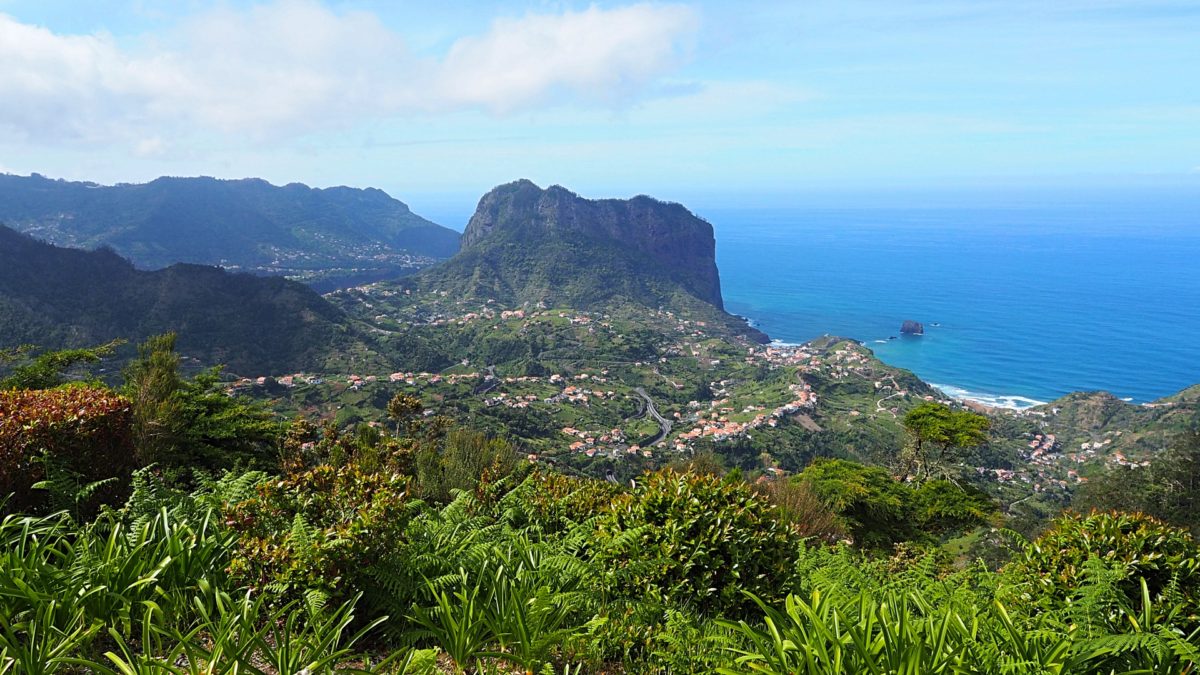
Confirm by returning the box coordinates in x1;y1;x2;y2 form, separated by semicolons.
746;341;882;384
816;346;873;379
483;392;540;409
1109;450;1151;468
384;371;481;387
973;429;1089;493
749;344;817;368
668;382;818;451
560;426;650;459
549;372;611;385
548;385;617;405
1027;433;1060;459
226;373;324;392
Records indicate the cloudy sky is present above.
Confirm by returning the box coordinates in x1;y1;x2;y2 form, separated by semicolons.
1;0;1197;218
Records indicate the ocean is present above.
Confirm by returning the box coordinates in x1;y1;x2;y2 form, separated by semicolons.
702;196;1200;408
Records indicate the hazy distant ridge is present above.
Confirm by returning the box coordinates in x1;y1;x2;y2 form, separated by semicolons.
0;173;460;275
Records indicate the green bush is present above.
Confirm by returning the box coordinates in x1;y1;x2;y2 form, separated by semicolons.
752;478;846;542
910;479;996;534
499;470;623;534
0;476;432;672
798;459;995;549
224;462;421;609
414;429;519;503
593;469;802;617
798;459;917;548
1003;510;1200;617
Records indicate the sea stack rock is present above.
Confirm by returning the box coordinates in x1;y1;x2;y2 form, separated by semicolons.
900;320;925;335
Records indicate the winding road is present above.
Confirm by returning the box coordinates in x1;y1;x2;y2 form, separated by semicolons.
874;375;904;418
633;387;673;446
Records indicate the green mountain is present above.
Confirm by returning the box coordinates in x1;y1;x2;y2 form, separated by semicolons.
0;173;460;283
0;225;363;374
419;181;722;305
1018;388;1199;460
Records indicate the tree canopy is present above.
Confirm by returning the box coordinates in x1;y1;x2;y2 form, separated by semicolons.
901;401;990;482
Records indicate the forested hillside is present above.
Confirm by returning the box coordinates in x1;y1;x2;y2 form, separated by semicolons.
0;225;364;373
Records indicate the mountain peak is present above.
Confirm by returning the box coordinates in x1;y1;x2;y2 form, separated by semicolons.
434;180;725;312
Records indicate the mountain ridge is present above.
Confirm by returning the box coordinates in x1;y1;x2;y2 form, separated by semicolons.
0;224;362;374
0;173;460;283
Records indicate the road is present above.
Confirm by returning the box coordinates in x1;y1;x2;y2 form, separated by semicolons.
633;387;673;446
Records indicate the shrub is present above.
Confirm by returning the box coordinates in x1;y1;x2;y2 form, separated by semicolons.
1004;511;1200;616
798;459;995;548
910;479;996;534
798;458;916;549
593;469;802;617
414;429;519;503
0;385;134;512
752;478;846;542
499;470;622;534
223;462;420;609
123;334;279;472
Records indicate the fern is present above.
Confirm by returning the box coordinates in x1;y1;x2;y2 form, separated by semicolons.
30;450;119;522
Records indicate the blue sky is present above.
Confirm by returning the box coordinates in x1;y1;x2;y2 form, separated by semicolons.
0;1;1196;220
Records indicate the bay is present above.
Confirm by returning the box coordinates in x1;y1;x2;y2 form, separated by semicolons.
704;198;1200;406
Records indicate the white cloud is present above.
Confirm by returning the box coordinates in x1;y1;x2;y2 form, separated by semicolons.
0;16;176;142
629;80;817;122
0;1;699;146
134;136;168;158
436;5;698;113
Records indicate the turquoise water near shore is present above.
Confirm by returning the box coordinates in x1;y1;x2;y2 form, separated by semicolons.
703;198;1200;407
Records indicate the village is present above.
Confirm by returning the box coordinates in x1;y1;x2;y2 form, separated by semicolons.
226;295;1157;502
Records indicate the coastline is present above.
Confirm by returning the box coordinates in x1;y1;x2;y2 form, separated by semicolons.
929;382;1047;412
716;204;1200;407
740;303;1170;409
756;317;1048;412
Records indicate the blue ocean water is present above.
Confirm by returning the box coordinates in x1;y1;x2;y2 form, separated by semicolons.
703;198;1200;406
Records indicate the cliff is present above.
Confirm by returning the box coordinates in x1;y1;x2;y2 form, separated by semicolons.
423;180;725;312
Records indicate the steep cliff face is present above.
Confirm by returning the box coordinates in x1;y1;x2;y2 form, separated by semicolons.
448;180;724;310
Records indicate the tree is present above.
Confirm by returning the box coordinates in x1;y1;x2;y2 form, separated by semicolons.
0;340;123;390
123;334;185;465
123;333;278;470
901;402;989;482
387;393;423;434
